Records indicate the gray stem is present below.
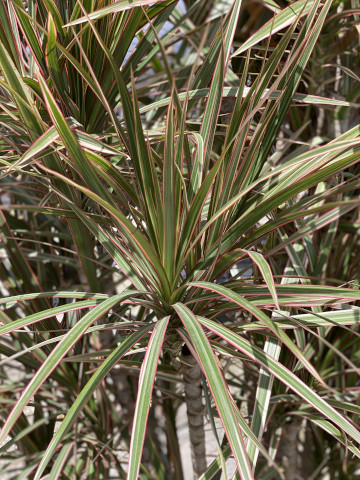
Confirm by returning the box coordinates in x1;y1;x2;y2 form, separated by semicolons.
182;354;207;478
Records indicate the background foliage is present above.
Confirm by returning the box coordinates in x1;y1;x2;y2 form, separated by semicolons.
0;0;360;479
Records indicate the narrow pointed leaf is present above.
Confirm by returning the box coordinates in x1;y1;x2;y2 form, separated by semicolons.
65;0;172;26
174;303;254;480
0;292;146;446
198;316;360;449
189;282;324;385
34;324;153;480
37;71;114;205
232;0;317;56
127;316;170;480
241;250;280;310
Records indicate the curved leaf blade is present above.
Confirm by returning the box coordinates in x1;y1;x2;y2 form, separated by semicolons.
34;323;154;480
232;0;316;56
198;316;360;449
127;316;170;480
174;303;254;480
241;250;280;310
189;281;324;385
0;291;146;446
65;0;171;26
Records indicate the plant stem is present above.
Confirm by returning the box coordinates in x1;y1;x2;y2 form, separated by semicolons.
182;353;206;478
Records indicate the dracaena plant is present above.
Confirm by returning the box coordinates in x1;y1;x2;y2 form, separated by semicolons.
0;0;360;479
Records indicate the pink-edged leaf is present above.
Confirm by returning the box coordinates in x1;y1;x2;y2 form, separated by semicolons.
0;299;100;336
174;303;254;480
65;0;171;26
198;316;360;450
34;323;154;480
232;0;317;56
127;316;170;480
188;281;325;386
0;291;145;446
240;249;280;310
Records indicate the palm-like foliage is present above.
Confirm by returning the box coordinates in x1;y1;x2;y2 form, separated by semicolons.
0;0;359;479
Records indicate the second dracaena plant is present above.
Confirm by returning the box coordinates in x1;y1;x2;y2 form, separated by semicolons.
1;0;360;479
